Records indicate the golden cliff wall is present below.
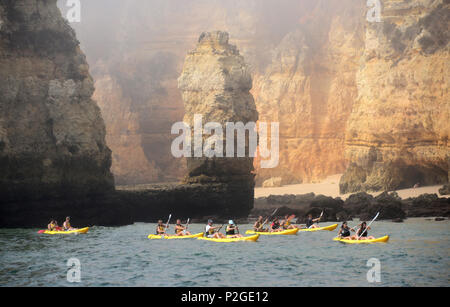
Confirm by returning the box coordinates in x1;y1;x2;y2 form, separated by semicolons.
252;1;366;185
340;0;449;193
67;0;449;191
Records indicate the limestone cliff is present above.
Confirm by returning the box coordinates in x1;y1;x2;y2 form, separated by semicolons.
68;0;301;185
66;0;449;192
0;0;114;202
178;31;258;214
340;0;450;193
252;1;366;185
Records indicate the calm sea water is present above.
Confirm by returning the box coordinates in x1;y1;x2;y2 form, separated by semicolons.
0;218;448;287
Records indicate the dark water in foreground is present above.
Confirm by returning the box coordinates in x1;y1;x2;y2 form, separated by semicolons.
0;218;449;286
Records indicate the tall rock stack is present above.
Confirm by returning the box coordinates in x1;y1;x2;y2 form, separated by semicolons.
178;31;258;215
0;0;114;202
340;0;449;193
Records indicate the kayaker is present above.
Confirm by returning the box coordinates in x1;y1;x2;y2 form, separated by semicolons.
48;219;57;231
225;220;243;238
175;219;191;236
269;218;283;232
253;216;268;232
356;221;375;240
63;217;76;231
156;220;168;235
281;214;297;229
337;221;356;239
305;213;321;229
205;220;225;239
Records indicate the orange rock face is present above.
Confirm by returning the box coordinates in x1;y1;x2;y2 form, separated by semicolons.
252;2;366;185
70;0;448;191
340;0;449;193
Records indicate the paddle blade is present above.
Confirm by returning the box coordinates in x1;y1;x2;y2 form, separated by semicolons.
37;230;46;234
271;208;278;217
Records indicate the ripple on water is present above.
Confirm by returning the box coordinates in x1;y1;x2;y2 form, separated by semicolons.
0;219;449;286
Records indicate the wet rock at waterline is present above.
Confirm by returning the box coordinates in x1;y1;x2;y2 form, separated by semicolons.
439;184;450;196
252;191;449;222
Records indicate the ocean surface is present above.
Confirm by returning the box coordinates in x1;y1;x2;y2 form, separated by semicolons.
1;218;449;287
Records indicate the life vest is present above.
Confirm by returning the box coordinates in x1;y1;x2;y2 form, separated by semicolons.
205;225;215;236
156;224;165;234
359;227;368;237
341;227;350;237
175;224;183;234
254;221;262;230
271;222;280;230
226;225;235;235
282;220;291;229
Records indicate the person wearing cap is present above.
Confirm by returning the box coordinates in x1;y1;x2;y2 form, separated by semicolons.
204;219;225;238
225;220;243;238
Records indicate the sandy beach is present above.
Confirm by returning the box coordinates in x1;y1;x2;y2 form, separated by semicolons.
254;174;444;199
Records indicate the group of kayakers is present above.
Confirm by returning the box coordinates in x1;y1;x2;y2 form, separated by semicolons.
47;217;76;231
151;211;375;241
337;221;375;240
156;219;193;236
155;218;244;239
252;213;322;232
46;212;376;240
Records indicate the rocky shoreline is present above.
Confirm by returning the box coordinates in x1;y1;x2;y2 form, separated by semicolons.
251;191;450;224
0;182;254;228
1;186;449;228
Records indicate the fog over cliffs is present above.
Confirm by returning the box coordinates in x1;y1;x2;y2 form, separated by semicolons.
60;0;449;192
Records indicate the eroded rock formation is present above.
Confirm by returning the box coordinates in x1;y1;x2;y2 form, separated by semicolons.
340;0;450;193
177;31;258;215
61;0;448;193
0;0;114;202
253;1;366;185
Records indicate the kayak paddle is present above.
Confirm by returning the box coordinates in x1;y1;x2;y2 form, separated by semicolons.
216;223;225;234
261;208;279;228
165;214;172;233
357;212;379;239
185;218;190;230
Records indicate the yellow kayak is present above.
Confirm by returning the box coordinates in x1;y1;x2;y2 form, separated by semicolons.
245;228;299;235
197;234;259;242
148;232;204;239
298;224;338;232
41;227;89;235
333;235;390;244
